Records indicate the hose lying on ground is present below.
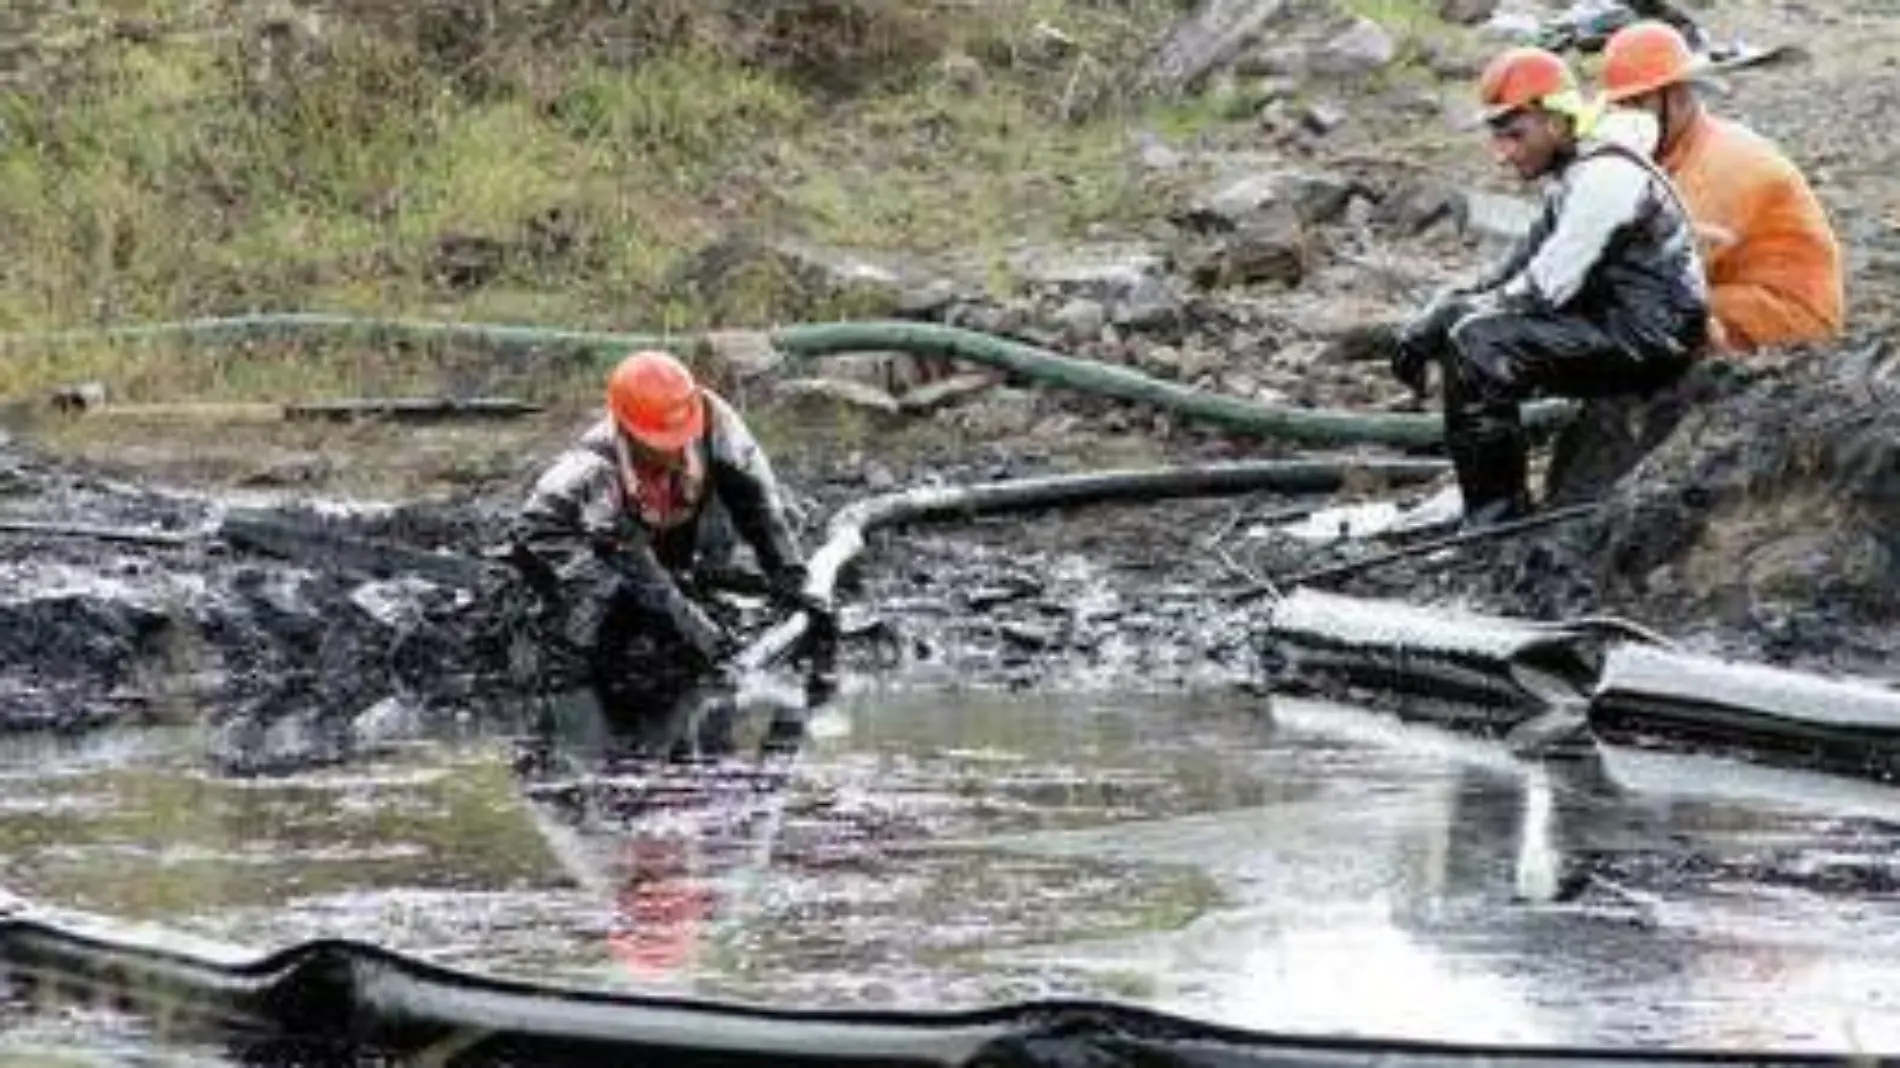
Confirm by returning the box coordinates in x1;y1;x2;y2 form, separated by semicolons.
1;312;1574;448
772;320;1575;449
736;457;1452;673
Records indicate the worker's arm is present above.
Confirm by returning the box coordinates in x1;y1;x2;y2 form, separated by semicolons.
1497;153;1654;311
598;528;731;666
1461;191;1556;296
705;395;804;585
1703;182;1845;352
519;445;728;666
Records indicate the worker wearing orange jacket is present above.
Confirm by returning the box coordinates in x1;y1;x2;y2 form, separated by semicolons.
1597;21;1845;357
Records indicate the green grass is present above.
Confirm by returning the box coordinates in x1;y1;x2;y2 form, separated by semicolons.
0;0;1222;408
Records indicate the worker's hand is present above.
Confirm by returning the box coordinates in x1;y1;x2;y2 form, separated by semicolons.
766;565;828;619
1704;314;1731;353
677;602;737;672
1694;222;1738;253
1393;293;1467;396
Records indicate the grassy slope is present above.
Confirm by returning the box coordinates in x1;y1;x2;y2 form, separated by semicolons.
0;0;1231;404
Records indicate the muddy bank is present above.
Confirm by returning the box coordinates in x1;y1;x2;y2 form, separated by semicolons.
1329;345;1900;679
5;340;1898;757
0;424;1319;760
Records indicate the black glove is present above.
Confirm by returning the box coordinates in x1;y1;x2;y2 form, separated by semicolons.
1392;293;1471;395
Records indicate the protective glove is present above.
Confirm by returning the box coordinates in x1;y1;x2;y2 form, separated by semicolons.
676;598;738;673
768;564;833;624
1393;293;1470;395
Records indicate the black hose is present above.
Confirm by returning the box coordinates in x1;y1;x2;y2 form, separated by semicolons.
734;457;1451;673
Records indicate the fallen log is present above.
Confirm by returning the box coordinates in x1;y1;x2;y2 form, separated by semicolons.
0;519;200;548
282;397;543;423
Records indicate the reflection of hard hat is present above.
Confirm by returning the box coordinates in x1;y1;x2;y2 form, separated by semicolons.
606;350;705;453
1599;21;1703;102
608;833;710;977
1478;47;1585;123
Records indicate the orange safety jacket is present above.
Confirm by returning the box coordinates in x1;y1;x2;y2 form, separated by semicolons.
1659;110;1845;358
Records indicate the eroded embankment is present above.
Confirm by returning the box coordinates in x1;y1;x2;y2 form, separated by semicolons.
1343;346;1900;678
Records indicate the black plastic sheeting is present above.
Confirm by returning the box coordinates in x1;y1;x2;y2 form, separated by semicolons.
1592;643;1900;780
0;913;1877;1066
1260;588;1604;733
1262;588;1900;780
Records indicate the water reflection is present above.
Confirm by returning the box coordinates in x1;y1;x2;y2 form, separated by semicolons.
7;687;1900;1055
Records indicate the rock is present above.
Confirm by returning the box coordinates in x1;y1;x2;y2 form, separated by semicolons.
901;372;995;414
1231;45;1307;79
1379;87;1443;117
863;460;899;492
948;387;1040;438
1007;243;1167;302
1301;101;1348;135
1438;0;1501;25
1136;344;1222;382
0;589;171;681
774;378;903;418
1023;21;1077;65
937;51;985;94
1050;297;1108;342
1421;41;1485;80
1310;17;1396;79
672;235;930;323
1370;179;1463;236
1179;199;1308;290
1111;275;1187;334
897;277;964;318
49;382;108;414
1138;0;1292;96
998;621;1058;651
348;576;444;631
351;694;425;751
1176;170;1363;233
793;352;953;397
1482;11;1544;42
700;329;784;381
1319;321;1403;365
1133;131;1186;172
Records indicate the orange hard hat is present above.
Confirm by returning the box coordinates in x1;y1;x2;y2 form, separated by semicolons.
606;350;705;453
1477;47;1581;122
1599;21;1701;102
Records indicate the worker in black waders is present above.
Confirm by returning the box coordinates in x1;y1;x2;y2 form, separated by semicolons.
513;349;833;718
1390;46;1709;528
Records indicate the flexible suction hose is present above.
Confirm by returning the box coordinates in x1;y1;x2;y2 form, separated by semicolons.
1;313;1574;448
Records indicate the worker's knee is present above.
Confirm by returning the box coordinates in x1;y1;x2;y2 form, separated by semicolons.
1447;314;1524;404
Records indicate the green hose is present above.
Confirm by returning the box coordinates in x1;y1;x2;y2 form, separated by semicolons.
1;312;1574;448
771;320;1575;449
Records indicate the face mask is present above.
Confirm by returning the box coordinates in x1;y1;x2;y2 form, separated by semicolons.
1593;106;1661;157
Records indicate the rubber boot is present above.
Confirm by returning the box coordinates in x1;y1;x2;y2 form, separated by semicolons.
1447;408;1532;530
